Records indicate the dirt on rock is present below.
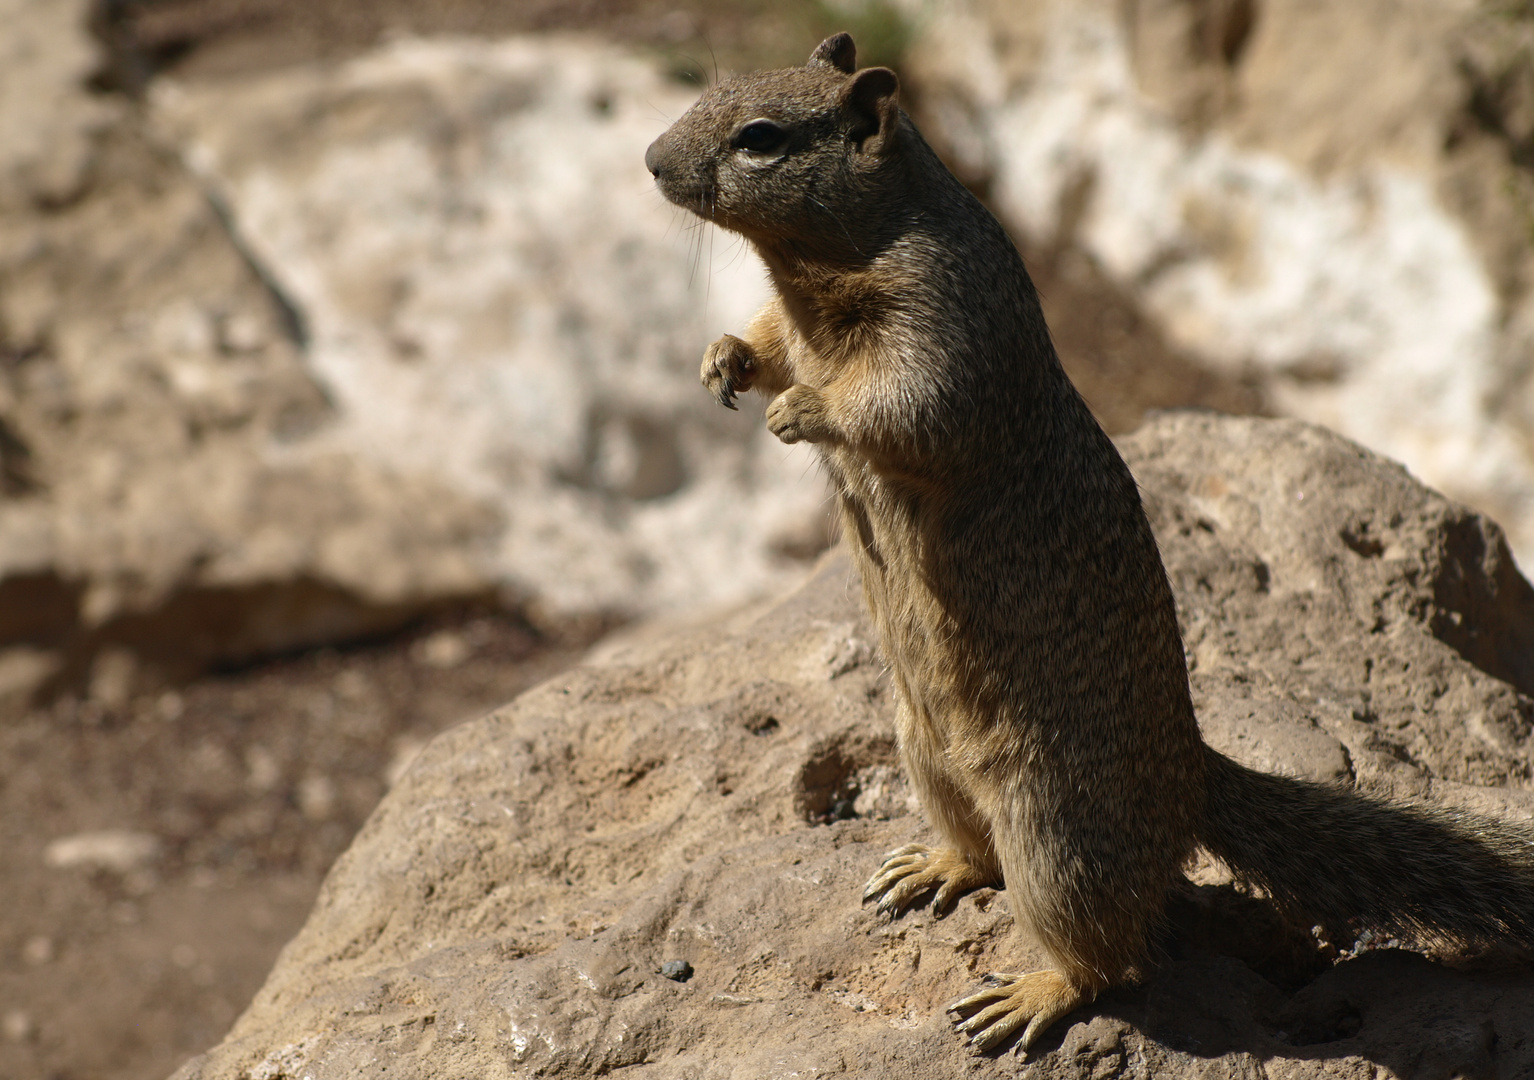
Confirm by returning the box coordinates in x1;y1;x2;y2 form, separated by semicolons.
0;611;603;1080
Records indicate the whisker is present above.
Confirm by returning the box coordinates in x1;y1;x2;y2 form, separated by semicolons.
673;53;709;90
688;218;705;289
705;213;714;322
641;97;678;124
806;192;861;257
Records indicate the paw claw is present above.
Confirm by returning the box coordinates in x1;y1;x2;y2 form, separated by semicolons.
701;334;756;411
861;845;994;919
946;970;1086;1056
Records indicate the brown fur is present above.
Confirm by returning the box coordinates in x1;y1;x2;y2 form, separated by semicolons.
647;33;1534;1055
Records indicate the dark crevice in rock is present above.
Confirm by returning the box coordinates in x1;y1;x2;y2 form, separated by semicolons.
1;571;510;698
89;0;209;98
1163;881;1334;993
0;571;84;644
1339;528;1385;559
196;181;312;352
1455;46;1534;172
1428;513;1534;697
1272;994;1363;1047
96;578;500;676
0;417;40;495
795;733;896;825
1181;0;1260;71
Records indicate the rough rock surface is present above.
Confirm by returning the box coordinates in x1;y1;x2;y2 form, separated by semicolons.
171;414;1534;1080
900;0;1534;566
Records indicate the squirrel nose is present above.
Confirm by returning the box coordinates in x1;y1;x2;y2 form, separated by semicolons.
644;138;662;178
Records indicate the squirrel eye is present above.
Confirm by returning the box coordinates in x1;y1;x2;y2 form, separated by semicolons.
733;119;788;154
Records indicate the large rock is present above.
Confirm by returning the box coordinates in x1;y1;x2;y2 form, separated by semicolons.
0;22;826;691
900;0;1534;569
150;35;823;618
170;414;1534;1080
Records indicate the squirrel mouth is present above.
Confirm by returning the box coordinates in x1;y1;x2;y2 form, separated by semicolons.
659;182;720;222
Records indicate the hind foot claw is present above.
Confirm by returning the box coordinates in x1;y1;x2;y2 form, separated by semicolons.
948;969;1088;1055
861;843;994;917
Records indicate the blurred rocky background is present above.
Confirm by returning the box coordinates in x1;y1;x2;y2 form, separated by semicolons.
1;0;1532;1077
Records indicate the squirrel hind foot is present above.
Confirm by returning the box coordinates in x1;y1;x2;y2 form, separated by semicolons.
861;843;994;917
948;969;1089;1056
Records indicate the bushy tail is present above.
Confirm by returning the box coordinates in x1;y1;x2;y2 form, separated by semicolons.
1199;746;1534;954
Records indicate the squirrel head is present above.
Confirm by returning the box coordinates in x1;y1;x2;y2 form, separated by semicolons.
645;33;903;262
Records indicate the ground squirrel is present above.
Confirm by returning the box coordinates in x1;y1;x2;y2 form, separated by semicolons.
646;33;1534;1055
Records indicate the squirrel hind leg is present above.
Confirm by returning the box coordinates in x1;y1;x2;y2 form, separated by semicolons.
862;844;997;917
948;969;1089;1055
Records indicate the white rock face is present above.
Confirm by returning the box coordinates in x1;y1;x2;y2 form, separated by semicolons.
903;0;1534;569
154;37;824;618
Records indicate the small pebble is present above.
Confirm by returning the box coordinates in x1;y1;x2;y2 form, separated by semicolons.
413;629;473;669
2;1010;33;1043
87;648;137;709
219;311;266;353
659;960;693;982
297;775;337;821
21;935;53;966
245;746;282;793
43;830;162;873
333;667;371;700
156;691;184;722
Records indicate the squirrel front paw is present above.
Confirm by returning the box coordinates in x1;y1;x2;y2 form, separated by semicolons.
765;384;833;444
701;334;758;410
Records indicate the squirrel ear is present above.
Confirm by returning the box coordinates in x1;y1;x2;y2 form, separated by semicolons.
842;66;900;154
809;33;857;74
